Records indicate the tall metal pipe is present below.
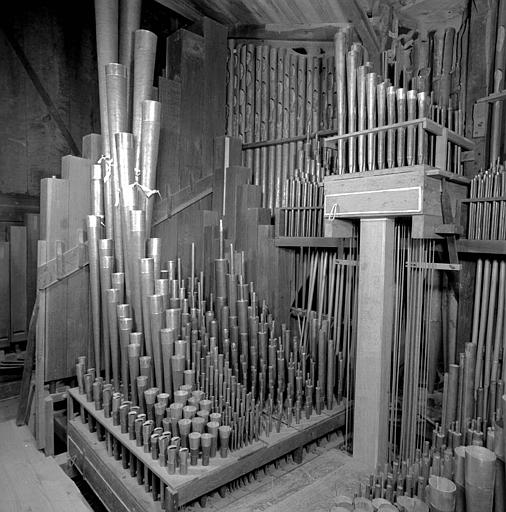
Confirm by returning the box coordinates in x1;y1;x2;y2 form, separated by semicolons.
335;29;347;175
139;100;161;236
396;88;407;167
132;29;157;165
386;85;396;168
119;0;142;127
128;209;146;332
357;66;367;172
87;215;102;374
366;72;378;171
347;50;358;173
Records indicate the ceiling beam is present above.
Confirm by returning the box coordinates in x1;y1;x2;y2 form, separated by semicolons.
153;0;203;22
339;0;381;69
229;23;351;41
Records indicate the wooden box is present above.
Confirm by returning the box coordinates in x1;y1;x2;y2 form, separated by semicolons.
323;165;469;238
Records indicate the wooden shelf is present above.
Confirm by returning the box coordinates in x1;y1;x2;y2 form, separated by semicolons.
274;237;352;248
457;239;506;255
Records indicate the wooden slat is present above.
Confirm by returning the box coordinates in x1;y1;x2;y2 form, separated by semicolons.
82;133;102;162
61;155;91;378
0;242;10;340
9;225;27;338
35;240;47;449
229;23;349;41
154;0;203;21
25;213;39;328
39;177;69;382
203;18;227;178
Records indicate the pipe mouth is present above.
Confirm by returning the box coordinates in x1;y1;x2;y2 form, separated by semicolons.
105;63;128;78
466;445;497;462
115;131;134;147
429;475;456;493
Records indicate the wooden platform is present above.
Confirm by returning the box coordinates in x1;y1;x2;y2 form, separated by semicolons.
0;397;91;512
67;387;348;511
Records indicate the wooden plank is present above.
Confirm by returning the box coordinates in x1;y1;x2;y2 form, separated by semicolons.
82;133;102;162
35;240;47;449
167;29;205;190
212;136;243;217
155;77;181;221
16;293;39;426
223;165;252;241
0;242;10;340
61;156;91;378
9;225;27;338
274;236;349;248
0;418;91;511
39;177;69;381
25;213;39;326
353;218;395;469
0;193;39;223
203;18;227;178
154;0;203;21
229;23;349;41
68;423;159;512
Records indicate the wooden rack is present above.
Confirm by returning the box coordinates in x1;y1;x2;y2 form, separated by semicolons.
67;387;349;512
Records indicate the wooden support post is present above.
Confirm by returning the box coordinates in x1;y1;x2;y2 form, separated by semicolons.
9;225;27;343
353;218;395;468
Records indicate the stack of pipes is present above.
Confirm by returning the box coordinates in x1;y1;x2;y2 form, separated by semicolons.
281;136;325;237
89;0;161;374
389;225;437;464
291;245;359;450
226;25;466;210
78;221;350;468
341;433;502;512
467;162;506;240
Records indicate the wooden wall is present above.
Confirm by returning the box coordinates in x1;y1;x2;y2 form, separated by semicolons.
0;0;100;211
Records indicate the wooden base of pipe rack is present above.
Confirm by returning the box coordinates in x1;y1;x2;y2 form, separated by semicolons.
67;387;349;512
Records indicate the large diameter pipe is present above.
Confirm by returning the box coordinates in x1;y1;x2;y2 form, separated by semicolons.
427;476;456;512
132;29;157;164
105;63;128;274
91;164;104;217
87;215;102;374
149;294;165;390
465;445;497;512
139;100;161;236
119;0;142;126
366;72;378;171
94;0;118;160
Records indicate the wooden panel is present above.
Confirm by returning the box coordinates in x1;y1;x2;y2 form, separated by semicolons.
82;133;102;162
0;242;10;340
9;225;27;337
212;136;243;217
156;77;181;207
202;18;227;176
61;155;91;378
39;177;69;381
167;29;205;190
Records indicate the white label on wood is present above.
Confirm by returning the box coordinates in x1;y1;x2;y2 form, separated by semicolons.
324;186;422;217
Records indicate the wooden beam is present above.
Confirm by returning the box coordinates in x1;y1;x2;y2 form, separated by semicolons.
353;217;395;469
338;0;380;70
229;23;350;41
153;0;203;22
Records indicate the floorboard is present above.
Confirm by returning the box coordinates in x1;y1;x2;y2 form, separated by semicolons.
0;398;91;512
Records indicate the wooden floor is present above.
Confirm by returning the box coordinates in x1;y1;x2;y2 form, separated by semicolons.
0;395;367;512
0;397;91;512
